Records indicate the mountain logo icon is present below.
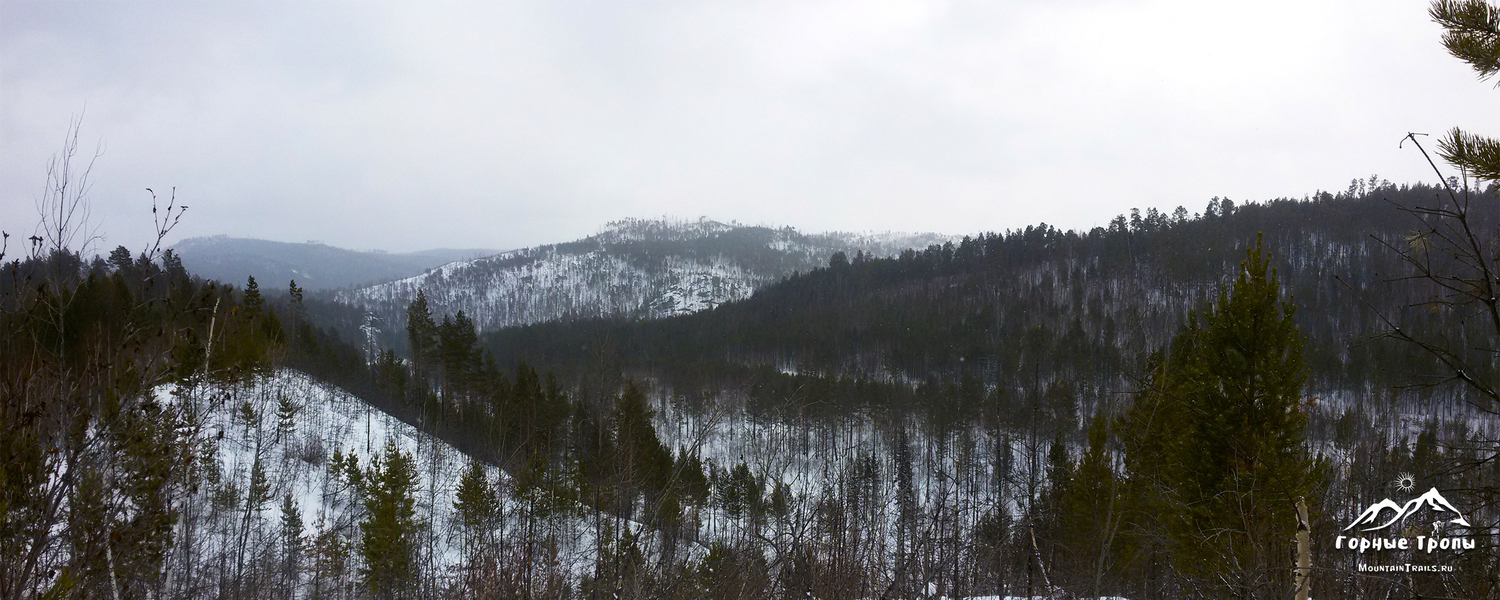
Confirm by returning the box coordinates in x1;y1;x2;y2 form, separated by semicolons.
1343;487;1471;532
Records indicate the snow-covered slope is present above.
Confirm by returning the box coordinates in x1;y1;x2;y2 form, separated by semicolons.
166;368;687;594
165;370;487;586
335;218;950;338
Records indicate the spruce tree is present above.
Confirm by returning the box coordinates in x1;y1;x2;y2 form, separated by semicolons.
244;275;264;316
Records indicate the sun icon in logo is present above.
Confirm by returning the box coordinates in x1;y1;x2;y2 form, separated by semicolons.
1395;472;1417;493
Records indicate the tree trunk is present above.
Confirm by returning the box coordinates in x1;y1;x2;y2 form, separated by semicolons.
1294;497;1311;600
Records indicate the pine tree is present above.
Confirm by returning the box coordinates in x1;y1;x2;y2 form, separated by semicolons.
1028;428;1068;583
279;494;304;600
437;310;480;400
1059;413;1122;597
235;456;273;597
288;279;305;343
312;522;349;600
677;450;711;507
718;462;760;521
892;427;916;595
108;245;133;273
406;291;438;380
612;381;672;504
373;348;409;400
288;279;304;307
276;395;300;442
1043;431;1071;528
454;459;496;555
360;440;420;600
249;457;273;510
1122;235;1323;598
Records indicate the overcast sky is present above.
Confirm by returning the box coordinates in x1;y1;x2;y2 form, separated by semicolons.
1;0;1493;253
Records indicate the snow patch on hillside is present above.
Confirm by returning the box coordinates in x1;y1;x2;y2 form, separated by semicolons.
344;248;761;329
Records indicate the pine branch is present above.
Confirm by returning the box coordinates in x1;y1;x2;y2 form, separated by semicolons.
1432;0;1500;80
1438;127;1500;181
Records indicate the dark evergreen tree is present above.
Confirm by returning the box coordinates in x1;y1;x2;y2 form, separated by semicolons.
244;275;264;315
360;440;420;600
1122;235;1323;599
613;382;673;509
406;290;438;384
276;395;299;442
1058;413;1122;597
892;427;916;595
279;494;304;600
454;459;496;555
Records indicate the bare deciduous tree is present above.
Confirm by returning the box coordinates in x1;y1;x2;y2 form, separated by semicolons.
33;111;103;260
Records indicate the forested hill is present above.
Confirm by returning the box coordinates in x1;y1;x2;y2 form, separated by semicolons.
338;217;951;351
481;181;1473;415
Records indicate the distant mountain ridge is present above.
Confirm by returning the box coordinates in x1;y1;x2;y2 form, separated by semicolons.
336;217;951;346
171;236;501;291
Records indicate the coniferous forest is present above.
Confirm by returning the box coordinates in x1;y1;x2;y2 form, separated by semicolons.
7;2;1500;600
10;172;1500;600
